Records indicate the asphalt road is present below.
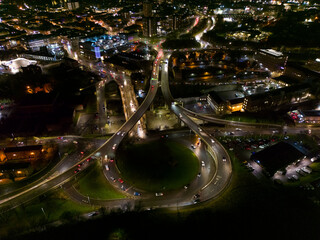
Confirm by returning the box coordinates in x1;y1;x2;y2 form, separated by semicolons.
0;50;161;211
160;56;232;203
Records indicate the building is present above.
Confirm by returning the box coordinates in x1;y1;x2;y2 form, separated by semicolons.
172;15;179;31
27;38;49;52
207;90;244;115
0;58;37;74
250;141;306;177
284;62;320;83
3;145;43;162
242;84;311;112
60;0;79;10
143;1;153;17
254;49;287;73
0;162;32;181
79;41;102;60
143;17;157;37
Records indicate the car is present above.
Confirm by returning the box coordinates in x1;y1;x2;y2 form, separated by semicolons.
134;192;141;196
201;161;205;167
301;166;312;174
112;144;117;150
117;131;121;135
118;178;124;184
121;132;126;137
155;192;164;197
110;176;116;182
191;144;196;149
198;127;202;132
184;184;189;190
211;139;215;143
87;211;98;217
247;167;254;172
74;168;80;174
290;175;299;181
105;165;109;171
193;199;200;204
222;157;227;162
197;172;201;177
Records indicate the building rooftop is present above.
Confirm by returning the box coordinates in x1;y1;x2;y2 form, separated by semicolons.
250;141;305;176
208;90;244;104
260;49;283;57
300;110;320;117
0;162;30;171
4;145;43;153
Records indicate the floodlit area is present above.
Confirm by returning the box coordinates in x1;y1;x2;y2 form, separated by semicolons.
0;58;37;74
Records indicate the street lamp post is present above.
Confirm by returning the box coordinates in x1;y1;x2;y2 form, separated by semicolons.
41;207;47;219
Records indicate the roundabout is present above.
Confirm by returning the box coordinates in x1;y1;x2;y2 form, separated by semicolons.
0;40;232;215
116;137;203;192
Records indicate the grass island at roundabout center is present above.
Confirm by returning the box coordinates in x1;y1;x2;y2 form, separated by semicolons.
116;137;200;193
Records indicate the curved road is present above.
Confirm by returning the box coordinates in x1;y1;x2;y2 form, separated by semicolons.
0;50;162;210
160;55;232;203
0;18;234;212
